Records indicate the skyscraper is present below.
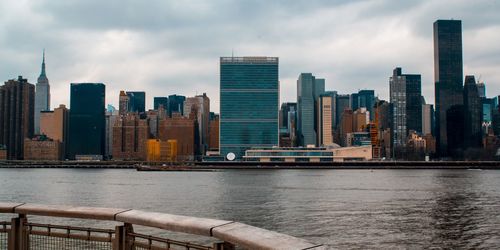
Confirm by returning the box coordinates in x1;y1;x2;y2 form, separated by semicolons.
220;57;279;159
183;93;210;156
297;73;324;146
0;76;35;159
390;67;422;147
357;90;375;120
317;95;333;146
34;50;50;134
168;94;186;117
422;104;435;136
67;83;106;159
154;97;169;110
434;19;464;156
127;91;146;114
476;82;486;98
119;91;129;115
463;75;482;148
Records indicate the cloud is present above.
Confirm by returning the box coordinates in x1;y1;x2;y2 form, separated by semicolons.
0;0;499;113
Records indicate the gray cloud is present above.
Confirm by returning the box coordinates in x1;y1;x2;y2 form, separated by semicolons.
1;0;499;113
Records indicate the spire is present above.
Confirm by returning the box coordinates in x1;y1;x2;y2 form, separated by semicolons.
40;49;46;78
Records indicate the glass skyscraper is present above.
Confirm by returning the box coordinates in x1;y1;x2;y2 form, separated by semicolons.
168;94;186;117
220;57;279;159
297;73;324;146
153;97;168;110
68;83;105;159
434;19;463;156
126;91;146;113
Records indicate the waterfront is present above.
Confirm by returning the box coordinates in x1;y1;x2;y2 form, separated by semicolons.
1;168;500;249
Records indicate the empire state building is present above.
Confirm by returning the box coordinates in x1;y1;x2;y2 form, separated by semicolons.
34;50;51;134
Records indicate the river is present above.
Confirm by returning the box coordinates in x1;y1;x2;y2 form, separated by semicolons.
1;168;499;249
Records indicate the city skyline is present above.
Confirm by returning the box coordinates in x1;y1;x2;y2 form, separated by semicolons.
1;1;500;112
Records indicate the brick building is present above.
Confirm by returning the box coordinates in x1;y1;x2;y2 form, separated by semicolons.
159;113;196;161
112;113;149;160
24;136;62;160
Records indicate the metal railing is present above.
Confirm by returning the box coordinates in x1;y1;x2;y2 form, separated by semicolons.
0;203;324;250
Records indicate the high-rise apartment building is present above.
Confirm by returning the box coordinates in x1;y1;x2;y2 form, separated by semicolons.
159;113;196;161
390;67;422;147
119;91;129;115
335;94;351;129
220;57;279;159
0;76;35;159
112;113;149;160
434;19;464;156
67;83;105;159
297;73;324;146
34;51;50;134
317;95;333;146
463;75;482;148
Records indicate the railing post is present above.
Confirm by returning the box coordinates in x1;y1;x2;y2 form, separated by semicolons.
113;223;134;250
8;214;28;250
213;242;235;250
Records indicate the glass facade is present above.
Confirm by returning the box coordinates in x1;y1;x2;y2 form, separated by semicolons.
434;20;463;156
357;90;375;120
68;83;105;159
297;73;324;146
153;97;168;110
168;94;186;117
220;57;279;159
127;91;146;113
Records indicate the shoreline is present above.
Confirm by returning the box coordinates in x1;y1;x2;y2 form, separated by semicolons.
0;160;500;170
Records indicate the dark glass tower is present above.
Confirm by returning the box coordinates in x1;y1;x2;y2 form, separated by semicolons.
126;91;146;113
168;94;186;117
220;57;279;159
68;83;105;159
297;73;324;146
434;19;463;156
463;75;482;148
357;90;375;120
153;97;168;110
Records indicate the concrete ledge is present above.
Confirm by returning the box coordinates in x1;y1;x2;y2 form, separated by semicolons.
212;222;323;250
0;202;25;213
116;210;232;237
14;204;129;220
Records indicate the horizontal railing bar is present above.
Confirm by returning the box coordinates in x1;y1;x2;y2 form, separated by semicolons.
29;230;114;243
129;232;211;250
132;242;169;250
27;222;115;234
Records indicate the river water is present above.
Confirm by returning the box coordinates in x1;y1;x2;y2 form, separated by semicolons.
1;168;499;249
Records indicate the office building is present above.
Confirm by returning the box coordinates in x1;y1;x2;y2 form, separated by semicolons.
317;95;333;146
168;94;186;117
40;104;69;158
339;109;354;147
154;97;169;111
422;104;434;136
353;108;369;132
357;90;375;121
463;76;482;148
183;93;210;155
209;114;219;151
159;113;196;161
105;107;119;159
34;51;50;134
24;136;62;160
67;83;105;159
434;20;464;156
390;67;422;147
476;82;486;98
220;57;279;159
127;91;146;114
335;94;351;129
297;73;324;146
0;76;35;159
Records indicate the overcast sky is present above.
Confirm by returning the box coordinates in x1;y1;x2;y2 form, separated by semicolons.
1;0;499;112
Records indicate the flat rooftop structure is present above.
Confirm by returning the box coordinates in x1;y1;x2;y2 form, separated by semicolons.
220;56;278;64
243;145;373;162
